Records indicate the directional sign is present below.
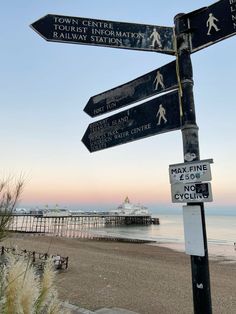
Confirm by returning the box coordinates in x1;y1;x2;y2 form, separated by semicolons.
31;14;175;54
84;60;178;117
171;182;213;203
169;159;213;184
187;0;236;53
82;91;181;152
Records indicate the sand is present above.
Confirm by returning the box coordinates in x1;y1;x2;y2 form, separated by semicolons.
1;233;236;314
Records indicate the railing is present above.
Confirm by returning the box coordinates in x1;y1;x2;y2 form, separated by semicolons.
0;246;69;270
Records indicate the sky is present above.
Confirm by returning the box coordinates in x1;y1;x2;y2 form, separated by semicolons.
0;0;236;213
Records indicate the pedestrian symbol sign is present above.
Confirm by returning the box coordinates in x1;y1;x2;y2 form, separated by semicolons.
187;0;236;53
153;70;165;90
84;61;178;117
156;104;167;125
206;13;220;35
150;27;162;48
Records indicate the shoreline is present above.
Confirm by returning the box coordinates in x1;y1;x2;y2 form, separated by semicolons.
153;241;236;263
1;233;236;313
8;231;236;262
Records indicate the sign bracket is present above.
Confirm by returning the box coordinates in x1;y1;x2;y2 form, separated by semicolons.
169;158;213;168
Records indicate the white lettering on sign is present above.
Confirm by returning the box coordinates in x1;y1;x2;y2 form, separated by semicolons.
54;24;87;33
53;32;87;41
111;116;129;126
91;36;123;45
86;110;152;152
171;183;213;203
52;16;145;46
169;160;212;184
130;123;151;135
82;20;113;29
229;0;236;29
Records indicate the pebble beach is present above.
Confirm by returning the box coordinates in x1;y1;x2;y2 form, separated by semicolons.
2;233;236;314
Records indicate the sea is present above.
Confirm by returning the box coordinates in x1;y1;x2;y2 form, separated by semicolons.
12;207;236;261
91;212;236;262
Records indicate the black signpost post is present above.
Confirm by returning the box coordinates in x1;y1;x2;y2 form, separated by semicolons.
31;1;236;313
174;13;212;314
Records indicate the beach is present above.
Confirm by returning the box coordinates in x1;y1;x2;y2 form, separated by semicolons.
2;233;236;314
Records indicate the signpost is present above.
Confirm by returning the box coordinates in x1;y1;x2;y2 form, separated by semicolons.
31;14;175;54
31;1;236;313
187;0;236;53
84;60;178;117
174;13;212;314
82;91;181;152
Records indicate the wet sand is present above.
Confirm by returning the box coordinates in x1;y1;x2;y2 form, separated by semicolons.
156;242;236;262
2;233;236;314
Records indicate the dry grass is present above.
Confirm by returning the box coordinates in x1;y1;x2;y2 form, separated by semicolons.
0;252;70;314
0;176;24;240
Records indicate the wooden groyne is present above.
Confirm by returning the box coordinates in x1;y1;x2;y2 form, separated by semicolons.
7;214;159;239
91;236;156;244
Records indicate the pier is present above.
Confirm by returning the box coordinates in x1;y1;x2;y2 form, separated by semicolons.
7;214;159;239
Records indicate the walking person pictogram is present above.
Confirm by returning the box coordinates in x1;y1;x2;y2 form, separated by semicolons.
150;27;162;48
206;13;220;35
153;70;165;90
156;104;167;125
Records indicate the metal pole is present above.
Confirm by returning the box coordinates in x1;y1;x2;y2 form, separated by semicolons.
174;14;212;314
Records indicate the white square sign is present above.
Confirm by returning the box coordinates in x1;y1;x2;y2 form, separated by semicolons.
183;205;205;257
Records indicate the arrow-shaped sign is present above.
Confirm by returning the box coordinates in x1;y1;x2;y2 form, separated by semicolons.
84;60;178;117
186;0;236;53
31;14;175;54
82;91;181;152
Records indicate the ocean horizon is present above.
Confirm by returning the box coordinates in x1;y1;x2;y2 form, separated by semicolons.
21;203;236;216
